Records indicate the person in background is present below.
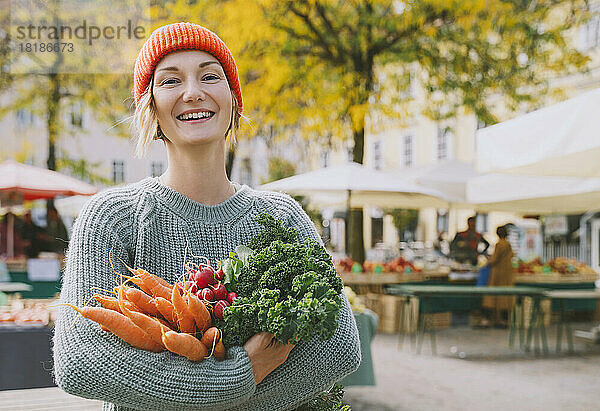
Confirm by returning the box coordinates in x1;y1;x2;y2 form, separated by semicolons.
481;225;515;328
43;207;69;255
450;216;490;266
0;212;27;258
18;211;46;258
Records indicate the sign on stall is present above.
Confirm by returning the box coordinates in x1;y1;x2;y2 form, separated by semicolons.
27;258;61;282
544;215;568;236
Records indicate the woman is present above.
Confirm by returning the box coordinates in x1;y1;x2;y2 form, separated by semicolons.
53;22;360;411
481;225;515;327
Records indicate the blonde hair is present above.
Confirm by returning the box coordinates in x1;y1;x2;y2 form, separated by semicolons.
132;78;244;157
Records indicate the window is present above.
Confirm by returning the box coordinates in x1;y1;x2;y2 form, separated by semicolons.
347;146;354;163
371;217;384;247
403;135;414;167
112;160;125;184
437;209;449;233
320;150;330;168
372;141;383;170
436;127;448;160
579;3;600;50
70;102;84;128
476;213;489;233
150;161;164;177
240;158;253;186
16;109;34;127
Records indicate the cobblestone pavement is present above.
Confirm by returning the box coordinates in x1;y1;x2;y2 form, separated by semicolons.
344;322;600;411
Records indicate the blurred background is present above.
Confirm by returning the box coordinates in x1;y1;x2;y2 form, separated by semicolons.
1;1;600;409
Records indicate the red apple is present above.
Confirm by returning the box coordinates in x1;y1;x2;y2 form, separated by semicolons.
213;300;230;320
198;288;215;302
227;292;238;304
212;283;228;301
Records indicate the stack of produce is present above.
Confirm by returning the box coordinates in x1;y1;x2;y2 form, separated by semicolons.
515;257;597;275
343;286;366;313
64;213;344;363
64;261;227;362
382;257;421;273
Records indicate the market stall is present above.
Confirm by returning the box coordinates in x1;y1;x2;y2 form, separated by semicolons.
0;160;96;298
0;297;57;390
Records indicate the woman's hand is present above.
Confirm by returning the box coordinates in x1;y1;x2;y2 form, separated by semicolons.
243;332;295;385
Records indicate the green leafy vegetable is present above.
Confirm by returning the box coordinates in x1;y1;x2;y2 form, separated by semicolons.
219;213;343;347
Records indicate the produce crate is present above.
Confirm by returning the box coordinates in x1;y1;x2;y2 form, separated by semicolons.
366;294;449;334
523;297;551;328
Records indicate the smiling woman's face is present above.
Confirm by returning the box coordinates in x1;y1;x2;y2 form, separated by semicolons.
152;50;233;148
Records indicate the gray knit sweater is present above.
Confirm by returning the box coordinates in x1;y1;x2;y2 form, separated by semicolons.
53;177;361;411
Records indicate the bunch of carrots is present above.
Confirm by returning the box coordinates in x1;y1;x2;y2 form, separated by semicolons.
63;256;227;362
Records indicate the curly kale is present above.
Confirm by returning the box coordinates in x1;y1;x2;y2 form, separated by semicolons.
247;213;298;250
220;213;344;347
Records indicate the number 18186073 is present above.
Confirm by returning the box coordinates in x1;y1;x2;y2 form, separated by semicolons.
19;43;74;53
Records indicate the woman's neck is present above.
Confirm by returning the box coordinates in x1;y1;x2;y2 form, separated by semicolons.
160;141;234;205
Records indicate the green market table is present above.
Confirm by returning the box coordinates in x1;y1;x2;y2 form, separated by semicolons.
386;285;550;355
543;289;600;353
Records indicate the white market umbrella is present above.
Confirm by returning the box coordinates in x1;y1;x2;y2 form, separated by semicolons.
393;159;479;204
257;162;449;209
476;88;600;177
0;160;97;257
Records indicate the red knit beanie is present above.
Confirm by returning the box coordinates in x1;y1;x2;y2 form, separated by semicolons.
133;22;243;113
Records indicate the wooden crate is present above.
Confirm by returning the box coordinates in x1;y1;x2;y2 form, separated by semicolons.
523;297;551;328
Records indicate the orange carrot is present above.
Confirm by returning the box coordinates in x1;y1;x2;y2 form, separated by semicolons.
160;328;208;362
154;297;178;328
116;266;173;301
124;287;161;317
116;285;166;349
187;292;212;333
94;294;141;314
171;283;196;334
201;327;225;360
201;327;221;349
63;304;163;352
213;340;226;360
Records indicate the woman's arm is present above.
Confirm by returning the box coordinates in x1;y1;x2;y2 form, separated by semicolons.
53;197;256;410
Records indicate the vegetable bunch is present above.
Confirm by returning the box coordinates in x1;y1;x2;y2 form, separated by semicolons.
64;260;230;362
217;214;344;348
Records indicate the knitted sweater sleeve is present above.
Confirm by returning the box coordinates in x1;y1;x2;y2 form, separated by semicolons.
229;194;361;410
52;192;256;410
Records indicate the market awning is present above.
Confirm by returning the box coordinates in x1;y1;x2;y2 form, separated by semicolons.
466;174;600;214
475;88;600;177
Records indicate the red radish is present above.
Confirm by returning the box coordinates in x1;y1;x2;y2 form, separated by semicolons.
212;283;228;301
226;292;238;304
213;300;230;320
195;266;216;288
188;269;198;282
214;267;225;282
198;288;215;302
187;281;198;294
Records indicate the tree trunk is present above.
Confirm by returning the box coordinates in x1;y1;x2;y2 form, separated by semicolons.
46;73;61;211
348;126;366;263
